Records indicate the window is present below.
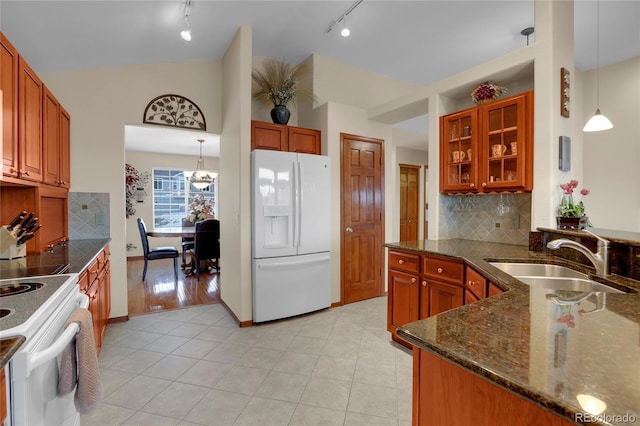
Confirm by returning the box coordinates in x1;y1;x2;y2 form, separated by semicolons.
152;167;217;228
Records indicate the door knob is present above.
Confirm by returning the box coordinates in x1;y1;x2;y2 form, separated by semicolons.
345;227;353;233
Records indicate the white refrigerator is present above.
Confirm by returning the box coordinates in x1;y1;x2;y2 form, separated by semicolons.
251;149;331;323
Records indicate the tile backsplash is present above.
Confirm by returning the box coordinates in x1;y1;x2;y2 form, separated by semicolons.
68;192;110;239
438;193;531;245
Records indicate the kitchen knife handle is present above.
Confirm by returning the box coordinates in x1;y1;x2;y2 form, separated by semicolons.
7;211;27;231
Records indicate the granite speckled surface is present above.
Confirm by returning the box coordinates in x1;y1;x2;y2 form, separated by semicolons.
388;239;640;426
0;336;25;369
0;239;109;368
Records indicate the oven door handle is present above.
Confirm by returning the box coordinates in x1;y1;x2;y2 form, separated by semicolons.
25;293;89;378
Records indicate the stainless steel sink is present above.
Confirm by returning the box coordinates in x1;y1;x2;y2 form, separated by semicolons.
489;262;588;279
489;262;624;293
516;276;623;293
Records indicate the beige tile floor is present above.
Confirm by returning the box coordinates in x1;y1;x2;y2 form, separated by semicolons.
83;296;413;426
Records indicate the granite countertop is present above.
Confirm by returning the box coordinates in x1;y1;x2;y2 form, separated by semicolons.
0;238;110;368
0;336;25;369
387;239;640;426
0;238;111;278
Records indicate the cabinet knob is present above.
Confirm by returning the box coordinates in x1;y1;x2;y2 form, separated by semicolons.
422;281;427;287
468;280;476;287
9;168;18;174
437;267;443;274
469;183;475;188
398;259;405;265
411;278;417;283
22;170;30;176
482;182;487;187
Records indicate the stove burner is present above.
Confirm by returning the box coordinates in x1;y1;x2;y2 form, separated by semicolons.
0;283;44;297
0;308;13;319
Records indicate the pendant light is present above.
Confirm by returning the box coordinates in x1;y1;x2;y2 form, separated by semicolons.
180;0;193;42
583;0;613;132
185;139;217;190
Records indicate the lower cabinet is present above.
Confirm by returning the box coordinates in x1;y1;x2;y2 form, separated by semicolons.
388;250;464;347
413;349;573;426
79;245;111;355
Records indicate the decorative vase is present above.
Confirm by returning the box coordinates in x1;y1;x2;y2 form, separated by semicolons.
556;216;588;230
270;105;291;125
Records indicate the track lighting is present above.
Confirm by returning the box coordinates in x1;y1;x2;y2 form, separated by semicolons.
326;0;363;37
180;0;194;42
583;0;613;132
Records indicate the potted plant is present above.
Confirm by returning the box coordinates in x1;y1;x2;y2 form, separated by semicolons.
252;59;314;125
557;179;591;229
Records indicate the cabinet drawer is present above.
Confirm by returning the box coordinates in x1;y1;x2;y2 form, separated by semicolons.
488;282;504;296
422;256;464;284
87;258;99;284
389;250;420;273
465;267;487;299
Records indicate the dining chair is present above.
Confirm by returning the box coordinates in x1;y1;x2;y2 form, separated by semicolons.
181;236;195;268
188;219;220;280
137;218;179;281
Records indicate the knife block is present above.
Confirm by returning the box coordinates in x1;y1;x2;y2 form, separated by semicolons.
0;226;26;259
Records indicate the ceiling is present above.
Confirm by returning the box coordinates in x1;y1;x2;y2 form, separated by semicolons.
2;1;638;155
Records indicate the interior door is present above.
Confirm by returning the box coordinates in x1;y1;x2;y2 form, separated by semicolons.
399;164;420;241
341;134;385;304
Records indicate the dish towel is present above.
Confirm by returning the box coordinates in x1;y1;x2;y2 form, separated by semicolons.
57;308;103;414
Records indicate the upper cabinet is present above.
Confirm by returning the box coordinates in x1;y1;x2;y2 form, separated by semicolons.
251;120;321;155
1;32;70;188
440;91;533;194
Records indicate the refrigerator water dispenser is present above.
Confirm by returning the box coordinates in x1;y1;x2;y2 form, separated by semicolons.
263;205;290;248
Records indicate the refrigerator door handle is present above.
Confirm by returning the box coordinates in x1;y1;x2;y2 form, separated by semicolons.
257;255;331;269
296;161;302;249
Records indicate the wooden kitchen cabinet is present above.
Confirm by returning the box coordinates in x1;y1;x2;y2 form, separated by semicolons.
413;349;574;426
440;91;533;194
16;56;44;183
37;185;68;250
43;86;71;188
251;120;321;154
387;249;464;347
464;265;488;304
0;368;6;424
1;33;19;179
79;245;111;356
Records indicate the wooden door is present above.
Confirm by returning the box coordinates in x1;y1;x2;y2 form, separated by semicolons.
59;107;71;188
341;134;385;304
399;164;419;241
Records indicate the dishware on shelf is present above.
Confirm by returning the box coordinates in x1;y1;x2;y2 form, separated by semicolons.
467;149;472;161
510;142;518;155
491;144;506;158
452;151;466;163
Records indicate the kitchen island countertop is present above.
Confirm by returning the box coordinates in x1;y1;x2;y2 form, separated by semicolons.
387;239;639;426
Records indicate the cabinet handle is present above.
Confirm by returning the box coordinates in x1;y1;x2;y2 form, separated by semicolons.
411;277;417;283
22;170;30;176
468;280;476;287
422;281;427;287
437;267;443;274
398;259;405;265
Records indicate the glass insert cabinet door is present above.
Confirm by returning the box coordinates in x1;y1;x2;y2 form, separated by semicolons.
480;94;527;191
440;109;479;193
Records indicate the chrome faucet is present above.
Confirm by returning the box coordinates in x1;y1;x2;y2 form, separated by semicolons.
546;229;610;276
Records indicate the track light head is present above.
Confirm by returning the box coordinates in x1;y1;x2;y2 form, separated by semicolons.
180;28;192;41
341;27;350;37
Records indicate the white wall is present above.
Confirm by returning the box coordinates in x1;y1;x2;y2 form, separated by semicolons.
582;57;640;232
41;59;222;319
219;26;253;322
124;150;220;257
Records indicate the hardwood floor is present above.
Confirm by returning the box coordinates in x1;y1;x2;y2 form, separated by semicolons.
127;257;220;317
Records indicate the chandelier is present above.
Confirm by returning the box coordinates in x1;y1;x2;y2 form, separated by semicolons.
185;139;217;190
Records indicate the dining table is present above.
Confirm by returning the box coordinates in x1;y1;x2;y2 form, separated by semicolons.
146;226;196;238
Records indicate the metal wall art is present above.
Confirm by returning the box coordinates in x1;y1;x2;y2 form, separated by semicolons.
143;94;206;130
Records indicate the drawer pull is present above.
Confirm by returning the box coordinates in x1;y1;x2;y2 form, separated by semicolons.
422;281;427;287
468;280;475;287
398;259;404;265
437;267;443;274
411;278;417;283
